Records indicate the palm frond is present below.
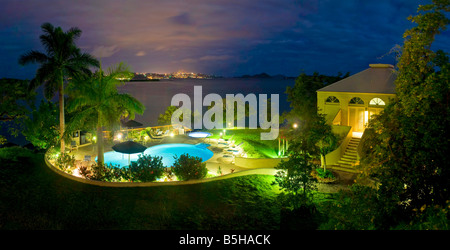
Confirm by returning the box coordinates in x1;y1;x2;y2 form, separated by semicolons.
105;62;133;81
18;50;49;65
39;23;57;56
67;27;82;41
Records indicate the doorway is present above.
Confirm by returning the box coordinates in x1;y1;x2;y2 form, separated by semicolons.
348;107;365;133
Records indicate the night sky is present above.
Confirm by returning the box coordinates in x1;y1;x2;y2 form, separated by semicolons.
1;0;449;79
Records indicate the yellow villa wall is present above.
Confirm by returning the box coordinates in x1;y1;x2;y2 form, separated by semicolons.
317;91;395;127
317;91;395;165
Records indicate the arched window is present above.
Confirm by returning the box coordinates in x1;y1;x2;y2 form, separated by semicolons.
325;96;340;104
349;97;364;105
369;97;385;106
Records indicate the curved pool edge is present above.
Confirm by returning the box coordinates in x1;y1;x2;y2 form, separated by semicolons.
44;151;276;188
100;143;214;168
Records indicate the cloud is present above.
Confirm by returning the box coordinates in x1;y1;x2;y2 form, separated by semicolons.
135;51;146;56
168;12;195;26
91;45;119;58
199;55;233;61
2;0;450;79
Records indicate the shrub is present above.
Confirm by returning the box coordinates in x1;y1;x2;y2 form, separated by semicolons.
88;162;129;182
172;153;208;181
128;154;165;182
315;168;334;179
54;153;75;174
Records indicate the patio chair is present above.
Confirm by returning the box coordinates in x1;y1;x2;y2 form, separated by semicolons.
70;140;78;152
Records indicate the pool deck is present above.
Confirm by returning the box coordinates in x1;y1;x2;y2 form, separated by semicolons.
68;135;356;192
70;134;248;175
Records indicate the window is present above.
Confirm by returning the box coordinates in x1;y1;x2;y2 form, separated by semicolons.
349;97;364;105
369;97;385;106
325;96;340;104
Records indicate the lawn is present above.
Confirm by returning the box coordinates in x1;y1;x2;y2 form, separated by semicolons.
0;146;283;230
207;128;279;158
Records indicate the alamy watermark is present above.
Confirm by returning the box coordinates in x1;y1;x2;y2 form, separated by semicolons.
170;86;279;140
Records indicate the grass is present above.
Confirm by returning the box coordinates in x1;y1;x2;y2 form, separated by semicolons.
207;128;279;158
0;146;283;229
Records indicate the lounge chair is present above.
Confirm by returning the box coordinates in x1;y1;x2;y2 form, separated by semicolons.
146;130;163;141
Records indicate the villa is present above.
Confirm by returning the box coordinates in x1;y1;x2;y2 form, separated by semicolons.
317;64;397;172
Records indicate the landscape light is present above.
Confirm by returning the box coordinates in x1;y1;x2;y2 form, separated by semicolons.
293;123;298;129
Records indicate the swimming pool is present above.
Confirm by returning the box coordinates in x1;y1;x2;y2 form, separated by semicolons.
100;143;213;168
188;131;212;138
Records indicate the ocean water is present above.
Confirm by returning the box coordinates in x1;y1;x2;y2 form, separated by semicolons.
118;78;295;127
1;78;295;145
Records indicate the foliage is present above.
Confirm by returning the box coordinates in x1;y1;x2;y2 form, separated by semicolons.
0;136;6;145
18;22;99;153
86;162;130;182
158;106;180;125
285;72;349;123
307;114;338;170
314;168;334;179
393;201;450;230
0;78;35;123
360;0;450;218
129;154;165;182
67;62;145;166
21;100;59;150
273;151;317;210
172;153;208;181
54;153;75;174
319;185;385;230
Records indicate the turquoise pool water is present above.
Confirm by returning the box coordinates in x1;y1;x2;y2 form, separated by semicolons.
99;143;213;168
188;131;212;138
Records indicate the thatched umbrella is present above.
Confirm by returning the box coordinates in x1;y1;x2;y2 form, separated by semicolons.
112;141;147;166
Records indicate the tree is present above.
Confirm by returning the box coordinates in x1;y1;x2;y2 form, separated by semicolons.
18;23;99;154
67;63;145;166
21;100;59;150
361;0;450;217
0;78;35;123
283;72;347;154
172;153;208;181
308;114;338;172
273;151;317;210
158;105;181;125
285;72;349;123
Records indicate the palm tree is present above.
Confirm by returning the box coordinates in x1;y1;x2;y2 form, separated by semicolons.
18;23;99;154
67;62;145;166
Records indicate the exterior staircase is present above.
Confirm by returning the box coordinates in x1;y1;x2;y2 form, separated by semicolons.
333;137;360;173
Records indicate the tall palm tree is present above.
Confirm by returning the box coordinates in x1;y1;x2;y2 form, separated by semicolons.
67;62;145;166
18;22;99;153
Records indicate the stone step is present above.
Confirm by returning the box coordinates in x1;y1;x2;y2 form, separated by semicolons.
345;151;357;156
330;165;359;173
342;155;357;160
337;160;353;166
